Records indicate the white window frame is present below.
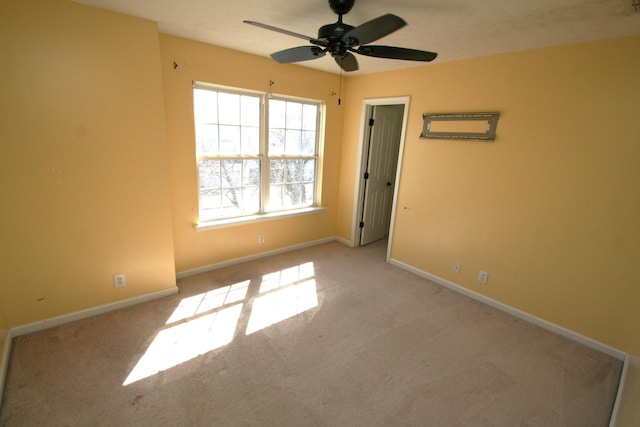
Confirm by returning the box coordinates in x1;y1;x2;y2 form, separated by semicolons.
193;82;325;230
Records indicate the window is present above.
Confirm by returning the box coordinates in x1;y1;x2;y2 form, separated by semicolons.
193;83;323;224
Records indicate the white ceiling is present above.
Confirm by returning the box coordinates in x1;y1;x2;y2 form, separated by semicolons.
73;0;640;75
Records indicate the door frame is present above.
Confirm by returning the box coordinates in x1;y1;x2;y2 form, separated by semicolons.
350;96;410;261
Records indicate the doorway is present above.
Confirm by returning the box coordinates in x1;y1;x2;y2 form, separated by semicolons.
353;97;410;256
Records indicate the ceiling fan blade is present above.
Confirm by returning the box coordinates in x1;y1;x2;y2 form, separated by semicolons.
343;14;406;46
271;46;326;63
356;45;438;62
243;20;326;46
335;52;359;72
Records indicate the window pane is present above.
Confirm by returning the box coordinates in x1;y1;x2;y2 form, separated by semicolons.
244;159;260;186
270;160;285;184
243;187;260;212
285;102;302;129
269;100;286;128
199;159;223;222
285;183;305;207
218;92;240;125
198;160;221;189
194;89;218;124
285;130;302;155
200;189;222;220
242;126;260;155
241;96;260;127
196;124;219;156
269;129;285;155
302;159;315;182
221;160;242;187
303;183;314;204
269;184;285;210
221;190;238;209
219;125;240;154
301;130;315;155
286;159;302;183
302;104;317;130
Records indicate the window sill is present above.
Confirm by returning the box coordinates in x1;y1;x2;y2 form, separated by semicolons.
194;207;326;231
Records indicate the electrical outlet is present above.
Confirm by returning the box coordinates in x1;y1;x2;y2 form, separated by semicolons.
114;274;126;288
478;271;488;284
258;234;265;244
453;261;462;273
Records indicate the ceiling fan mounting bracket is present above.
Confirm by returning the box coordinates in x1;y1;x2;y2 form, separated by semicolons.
328;0;355;16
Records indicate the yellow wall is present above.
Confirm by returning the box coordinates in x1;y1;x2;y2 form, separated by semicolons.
0;301;7;333
0;0;176;327
159;35;344;273
339;35;640;352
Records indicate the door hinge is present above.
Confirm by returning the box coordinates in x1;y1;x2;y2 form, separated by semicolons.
369;118;375;126
359;221;365;228
364;172;369;179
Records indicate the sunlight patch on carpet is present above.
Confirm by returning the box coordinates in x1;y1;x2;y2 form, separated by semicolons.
123;263;318;386
259;262;315;293
247;262;318;334
123;302;243;386
166;280;250;324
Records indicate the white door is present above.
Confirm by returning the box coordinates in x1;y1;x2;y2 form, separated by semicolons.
360;105;403;245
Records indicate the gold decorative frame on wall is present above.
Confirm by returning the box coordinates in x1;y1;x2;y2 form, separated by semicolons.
420;112;500;141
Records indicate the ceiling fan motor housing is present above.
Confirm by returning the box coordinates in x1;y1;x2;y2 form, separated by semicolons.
318;22;355;57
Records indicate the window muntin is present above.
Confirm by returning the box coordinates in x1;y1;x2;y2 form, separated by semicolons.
194;84;321;223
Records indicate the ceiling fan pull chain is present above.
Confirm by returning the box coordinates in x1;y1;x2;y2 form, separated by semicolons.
338;68;343;105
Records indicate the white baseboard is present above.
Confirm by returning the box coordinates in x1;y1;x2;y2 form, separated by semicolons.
609;354;630;427
389;258;626;361
176;236;340;279
11;287;179;338
609;354;640;427
0;330;11;407
334;236;352;247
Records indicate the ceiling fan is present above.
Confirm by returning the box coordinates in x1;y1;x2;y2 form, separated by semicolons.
244;0;437;72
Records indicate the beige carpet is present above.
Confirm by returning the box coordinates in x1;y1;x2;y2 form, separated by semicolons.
0;240;622;426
